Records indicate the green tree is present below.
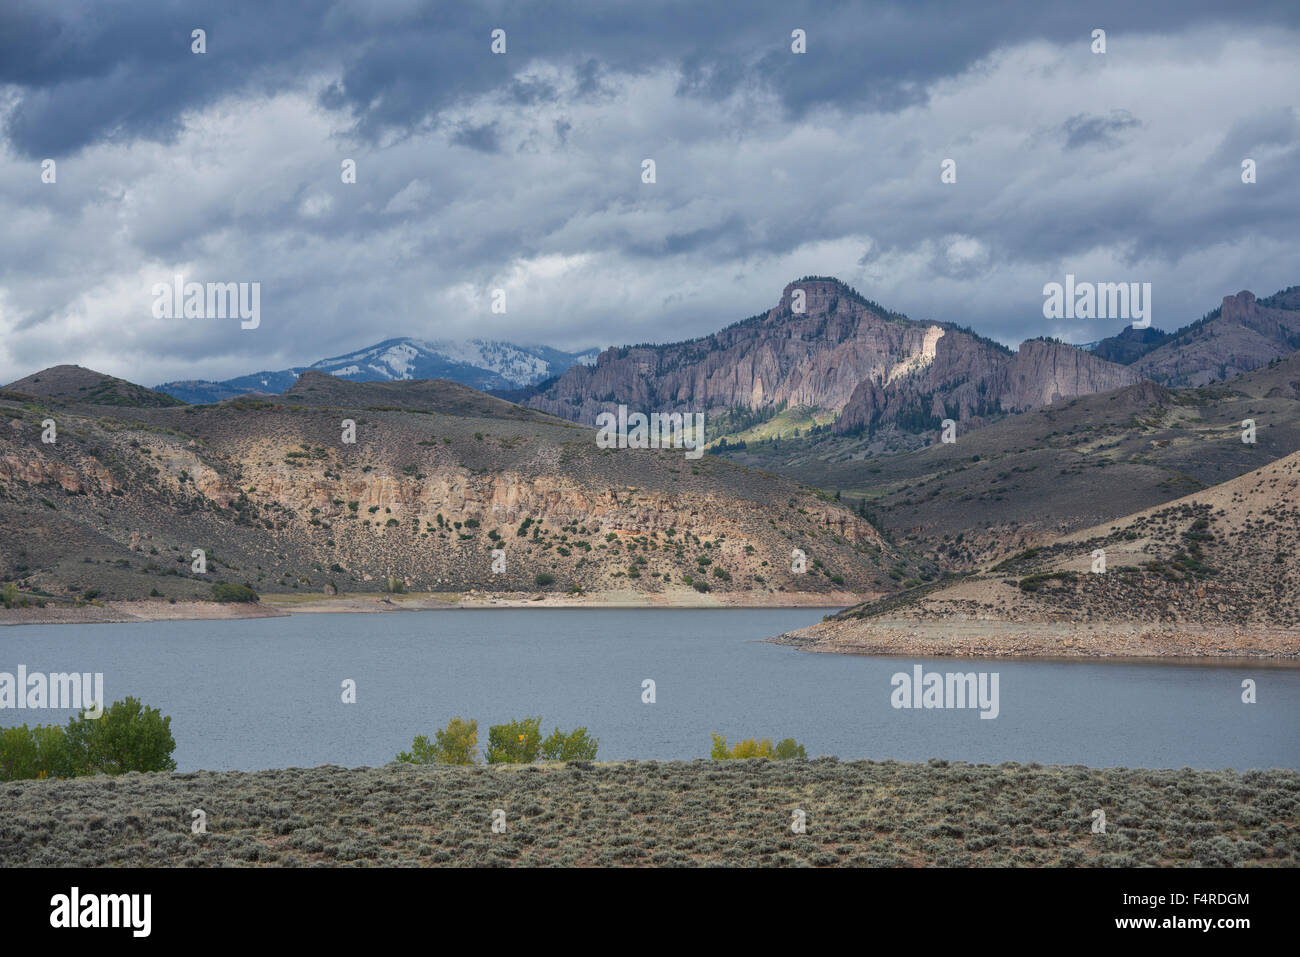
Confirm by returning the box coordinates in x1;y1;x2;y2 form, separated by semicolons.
396;734;437;764
541;726;599;761
775;738;807;760
486;717;542;764
1;723;78;781
711;734;804;760
432;717;479;764
62;697;177;774
0;725;39;781
3;699;177;780
34;724;76;777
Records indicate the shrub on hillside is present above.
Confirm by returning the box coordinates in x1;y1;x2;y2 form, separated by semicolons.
711;733;806;760
541;726;599;761
397;717;479;765
211;582;258;603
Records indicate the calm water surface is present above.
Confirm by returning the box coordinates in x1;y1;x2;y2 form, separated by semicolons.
3;608;1297;771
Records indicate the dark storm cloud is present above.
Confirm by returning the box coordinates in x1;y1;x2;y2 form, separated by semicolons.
508;76;560;106
661;216;748;257
6;0;1299;158
0;0;338;156
450;121;501;153
1061;111;1141;150
2;0;1299;386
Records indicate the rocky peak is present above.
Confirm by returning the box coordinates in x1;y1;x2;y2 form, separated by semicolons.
1220;290;1256;322
777;278;855;316
529;277;963;427
1136;285;1300;387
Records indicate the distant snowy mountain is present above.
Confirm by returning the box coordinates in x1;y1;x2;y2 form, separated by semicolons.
155;338;599;404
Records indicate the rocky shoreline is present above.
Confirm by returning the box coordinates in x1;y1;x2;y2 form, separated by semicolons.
0;590;853;626
771;617;1300;660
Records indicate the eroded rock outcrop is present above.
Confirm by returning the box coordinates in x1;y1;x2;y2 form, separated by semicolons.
1135;289;1300;387
996;339;1142;411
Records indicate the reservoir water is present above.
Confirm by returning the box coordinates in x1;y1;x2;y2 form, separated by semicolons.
3;608;1297;771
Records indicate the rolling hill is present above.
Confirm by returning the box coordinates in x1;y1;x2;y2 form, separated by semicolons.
730;351;1300;569
779;447;1300;657
6;365;186;408
0;368;935;609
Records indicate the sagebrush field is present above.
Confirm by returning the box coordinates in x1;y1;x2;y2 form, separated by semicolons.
1;759;1295;867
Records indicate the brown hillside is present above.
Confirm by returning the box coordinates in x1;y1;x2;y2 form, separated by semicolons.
5;365;185;408
0;368;936;608
777;449;1300;658
729;351;1300;570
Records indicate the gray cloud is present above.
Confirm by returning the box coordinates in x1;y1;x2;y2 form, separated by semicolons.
449;121;501;153
7;0;1298;158
1061;110;1141;150
0;1;1298;385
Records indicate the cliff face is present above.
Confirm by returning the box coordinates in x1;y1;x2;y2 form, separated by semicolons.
834;334;1140;435
996;339;1143;411
530;278;922;423
1135;290;1300;387
834;327;1003;434
531;279;1012;428
526;278;1141;439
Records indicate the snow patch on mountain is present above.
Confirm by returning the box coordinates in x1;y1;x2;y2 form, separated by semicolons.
311;338;594;387
153;337;600;403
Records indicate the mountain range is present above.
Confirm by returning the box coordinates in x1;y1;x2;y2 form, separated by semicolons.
4;274;1299;622
1084;286;1300;385
154;338;599;404
523;278;1298;441
150;277;1300;451
747;350;1300;571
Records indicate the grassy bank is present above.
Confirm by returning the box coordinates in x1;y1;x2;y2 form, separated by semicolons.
1;759;1296;867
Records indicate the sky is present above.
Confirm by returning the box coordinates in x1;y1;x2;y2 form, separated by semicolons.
1;0;1298;386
